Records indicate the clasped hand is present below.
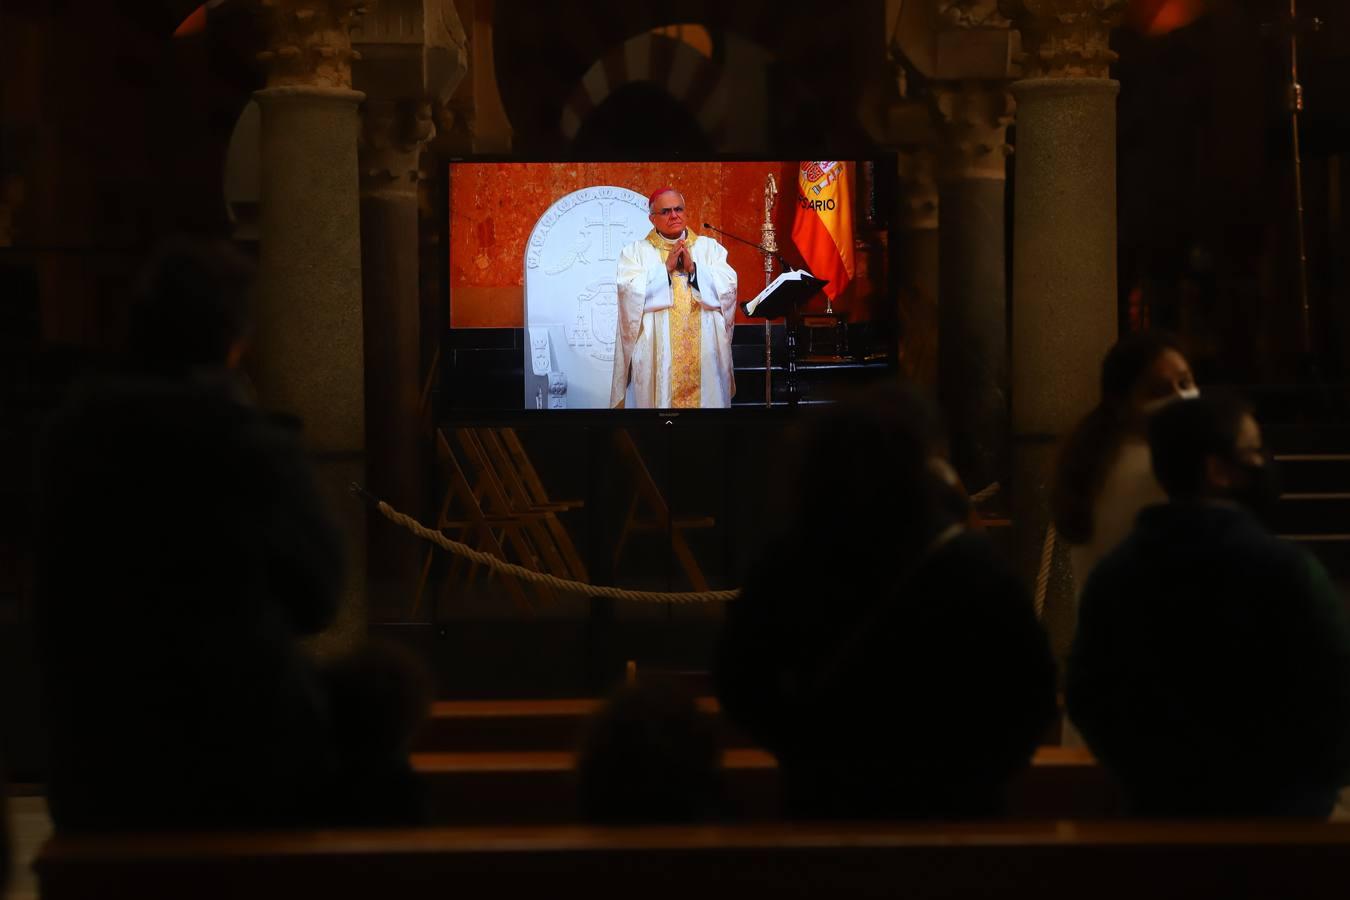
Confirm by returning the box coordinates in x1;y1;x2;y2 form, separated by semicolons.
665;241;695;277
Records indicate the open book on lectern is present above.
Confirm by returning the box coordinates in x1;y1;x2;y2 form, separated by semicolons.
743;269;830;318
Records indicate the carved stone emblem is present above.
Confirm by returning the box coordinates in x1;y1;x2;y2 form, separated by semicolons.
523;186;650;409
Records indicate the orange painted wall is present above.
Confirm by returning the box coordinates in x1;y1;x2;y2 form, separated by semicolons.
448;161;873;328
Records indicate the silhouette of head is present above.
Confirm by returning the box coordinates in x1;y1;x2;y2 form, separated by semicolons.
1149;393;1277;521
127;236;256;376
577;677;721;823
791;383;955;558
1100;330;1196;420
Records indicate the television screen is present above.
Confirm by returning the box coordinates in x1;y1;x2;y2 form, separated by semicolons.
445;159;895;411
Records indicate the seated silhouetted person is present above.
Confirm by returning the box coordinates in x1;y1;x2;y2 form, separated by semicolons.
318;639;433;825
714;386;1057;820
34;238;416;830
576;677;722;823
1067;394;1350;817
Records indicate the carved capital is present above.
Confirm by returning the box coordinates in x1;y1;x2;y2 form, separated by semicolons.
360;98;435;192
897;145;939;232
998;0;1125;79
930;80;1014;181
352;0;467;104
892;0;1019;82
938;0;1010;28
253;0;369;89
430;0;511;155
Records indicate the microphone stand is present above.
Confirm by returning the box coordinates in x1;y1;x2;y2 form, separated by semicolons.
1287;0;1314;363
706;174;810;406
1264;0;1320;364
707;193;807;406
701;221;801;277
705;196;792;407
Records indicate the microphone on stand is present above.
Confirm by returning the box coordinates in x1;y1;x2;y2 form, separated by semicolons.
702;222;806;276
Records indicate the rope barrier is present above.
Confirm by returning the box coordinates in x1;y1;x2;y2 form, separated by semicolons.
362;482;1042;610
969;481;1001;505
367;492;740;604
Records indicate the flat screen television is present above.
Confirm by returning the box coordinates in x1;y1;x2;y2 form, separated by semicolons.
443;158;897;412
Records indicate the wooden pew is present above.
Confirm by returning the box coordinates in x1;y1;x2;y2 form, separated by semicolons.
410;746;1121;824
413;696;744;753
413;691;1055;752
37;820;1350;900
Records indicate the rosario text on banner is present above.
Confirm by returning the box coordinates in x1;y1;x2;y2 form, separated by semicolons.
791;161;854;302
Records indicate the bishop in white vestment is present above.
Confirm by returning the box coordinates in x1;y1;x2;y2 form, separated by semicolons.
609;188;739;408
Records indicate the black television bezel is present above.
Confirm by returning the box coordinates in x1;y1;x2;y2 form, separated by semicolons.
432;151;901;424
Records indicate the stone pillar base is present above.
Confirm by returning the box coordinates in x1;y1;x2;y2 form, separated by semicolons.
305;458;368;659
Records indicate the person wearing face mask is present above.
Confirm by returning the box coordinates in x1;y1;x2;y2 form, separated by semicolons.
1052;331;1200;601
1066;393;1350;817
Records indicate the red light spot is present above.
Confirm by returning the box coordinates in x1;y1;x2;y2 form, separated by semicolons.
173;5;207;38
1127;0;1206;36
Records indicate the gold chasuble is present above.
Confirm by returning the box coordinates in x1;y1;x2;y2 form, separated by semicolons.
610;226;739;409
645;228;703;408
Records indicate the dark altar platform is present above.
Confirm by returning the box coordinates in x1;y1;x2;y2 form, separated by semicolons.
397;409;803;698
392;337;897;698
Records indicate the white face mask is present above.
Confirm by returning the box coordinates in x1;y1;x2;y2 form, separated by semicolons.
926;456;960;489
1140;386;1200;415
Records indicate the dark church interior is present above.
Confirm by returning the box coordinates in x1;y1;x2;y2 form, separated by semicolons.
5;0;1350;896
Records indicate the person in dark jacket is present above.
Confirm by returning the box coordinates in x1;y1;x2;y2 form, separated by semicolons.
34;238;424;830
714;385;1057;819
36;372;344;830
1067;393;1350;817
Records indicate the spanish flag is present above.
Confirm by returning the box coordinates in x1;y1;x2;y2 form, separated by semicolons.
791;161;854;303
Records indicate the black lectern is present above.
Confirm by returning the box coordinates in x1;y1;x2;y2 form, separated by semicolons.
742;270;829;405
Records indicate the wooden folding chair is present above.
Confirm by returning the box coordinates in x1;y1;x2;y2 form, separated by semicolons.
611;429;715;592
418;346;440;436
476;427;589;583
451;428;564;606
413;428;533;617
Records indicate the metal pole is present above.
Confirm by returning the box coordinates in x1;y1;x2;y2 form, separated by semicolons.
762;174;779;407
1288;0;1313;356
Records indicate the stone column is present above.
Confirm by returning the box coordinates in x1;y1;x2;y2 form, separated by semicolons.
889;2;1018;486
895;140;940;388
357;101;433;613
931;80;1013;492
353;1;467;615
1000;0;1125;663
433;0;512;154
251;0;369;655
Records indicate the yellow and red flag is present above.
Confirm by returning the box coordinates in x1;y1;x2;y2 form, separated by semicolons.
791;161;854;302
